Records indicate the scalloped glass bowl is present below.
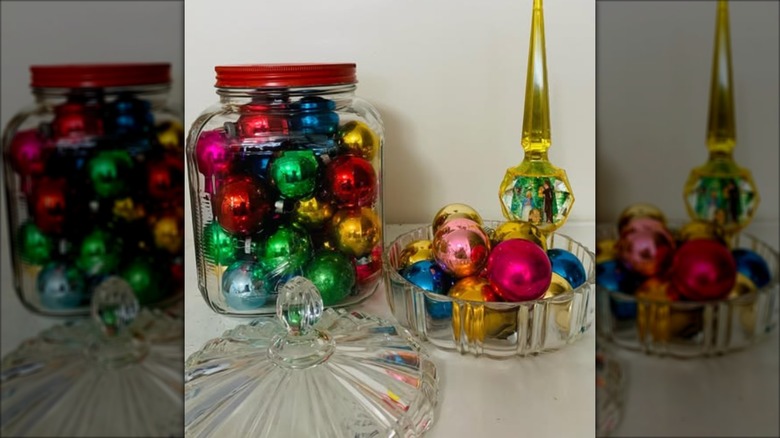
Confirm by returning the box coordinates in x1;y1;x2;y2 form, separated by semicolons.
596;225;780;358
384;221;595;359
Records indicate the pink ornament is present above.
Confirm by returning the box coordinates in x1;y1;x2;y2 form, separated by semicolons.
195;129;231;194
433;218;490;278
617;228;675;277
9;129;47;177
486;239;551;302
670;240;736;301
620;217;668;238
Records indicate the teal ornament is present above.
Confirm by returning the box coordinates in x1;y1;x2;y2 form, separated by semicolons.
76;230;122;277
37;263;86;309
18;221;53;265
548;248;587;289
269;150;320;200
221;261;268;310
203;222;238;266
291;96;339;136
304;250;356;305
87;150;135;198
400;260;454;319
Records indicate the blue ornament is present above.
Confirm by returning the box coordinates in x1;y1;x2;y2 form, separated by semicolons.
291;97;339;136
548;248;587;289
221;261;268;310
37;263;86;309
105;94;154;137
400;260;454;320
597;260;643;320
732;249;771;289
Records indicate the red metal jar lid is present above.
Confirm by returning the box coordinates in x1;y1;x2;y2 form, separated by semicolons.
214;64;357;88
30;63;171;88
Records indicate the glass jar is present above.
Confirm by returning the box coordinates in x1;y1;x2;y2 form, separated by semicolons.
187;63;384;315
2;63;184;316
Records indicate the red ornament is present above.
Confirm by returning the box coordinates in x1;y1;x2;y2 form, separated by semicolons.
236;110;290;138
670;240;736;301
51;101;103;139
9;129;47;177
356;246;382;283
32;178;68;235
325;155;377;207
147;153;184;200
214;175;272;235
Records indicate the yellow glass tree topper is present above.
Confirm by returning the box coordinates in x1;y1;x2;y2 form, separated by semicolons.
683;0;759;234
499;0;573;234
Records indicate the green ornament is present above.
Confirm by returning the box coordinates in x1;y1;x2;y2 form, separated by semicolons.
76;230;122;277
18;221;53;265
203;222;238;266
255;223;313;273
304;250;356;305
121;257;163;305
87;150;134;198
269;150;319;200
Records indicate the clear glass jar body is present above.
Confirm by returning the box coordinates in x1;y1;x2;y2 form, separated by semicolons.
187;84;384;315
3;84;184;316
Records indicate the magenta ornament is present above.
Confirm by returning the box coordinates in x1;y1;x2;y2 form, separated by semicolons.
195;129;231;194
671;239;736;301
432;218;490;278
486;238;552;302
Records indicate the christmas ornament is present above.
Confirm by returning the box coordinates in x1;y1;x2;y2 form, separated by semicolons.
112;197;146;221
87;150;134;198
221;261;267;310
214;175;273;235
398;239;434;270
337;120;379;160
156;120;184;150
147;153;184;201
431;203;483;232
234;110;290;139
491;220;547;251
486;238;552;301
51;100;103;139
37;263;86;309
121;257;163;305
104;94;154;137
304;250;356;305
731;248;770;289
449;276;516;340
291;96;339;136
8;129;47;177
203;222;238;266
596;239;618;264
616;227;675;277
293;196;334;229
18;221;53;265
498;0;573;233
76;229;122;277
31;177;68;235
670;239;736;301
195;129;231;194
401;260;454;319
635;278;702;342
617;203;666;233
548;248;587;289
329;207;381;258
153;215;183;254
269;150;320;200
325;155;377;208
432;218;491;278
355;246;382;284
683;0;759;234
619;217;669;238
255;223;313;273
676;220;727;246
597;260;642;320
449;275;500;302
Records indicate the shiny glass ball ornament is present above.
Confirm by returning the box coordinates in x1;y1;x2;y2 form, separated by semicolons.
195;129;231;194
304;250;356;305
544;272;574;297
203;222;238;266
431;203;483;232
156;120;184;150
619;217;670;238
8;129;47;177
617;203;667;233
491;220;546;251
670;239;736;301
548;248;587;289
18;221;53;265
329;207;381;258
355;246;382;284
486;238;552;302
37;263;86;309
398;239;434;270
731;248;771;289
147;154;184;201
121;257;164;305
153;215;183;254
292;196;334;229
31;177;68;235
255;223;313;273
112;197;146;222
325;155;377;208
290;96;339;136
449;276;500;302
214;175;273;236
616;227;676;277
432;218;491;278
235;112;290;138
401;260;454;319
269;150;320;200
596;239;618;264
634;278;703;343
449;276;516;340
87;150;134;198
596;260;644;294
337;120;379;160
677;220;727;246
221;261;267;310
51;100;103;139
76;230;121;277
104;94;154;137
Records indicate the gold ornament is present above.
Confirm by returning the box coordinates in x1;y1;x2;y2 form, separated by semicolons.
338;120;380;161
596;239;618;264
330;207;381;258
431;203;483;232
157;121;184;150
729;273;758;336
492;220;547;251
153;216;183;254
293;196;334;229
449;277;516;342
677;220;728;246
398;239;434;270
113;197;146;221
544;273;574;333
635;278;702;343
617;203;666;233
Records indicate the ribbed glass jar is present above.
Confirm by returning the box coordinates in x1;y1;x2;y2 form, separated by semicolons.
2;63;184;316
186;64;384;315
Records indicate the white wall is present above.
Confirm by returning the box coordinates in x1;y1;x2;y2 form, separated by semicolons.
184;0;596;225
597;1;779;224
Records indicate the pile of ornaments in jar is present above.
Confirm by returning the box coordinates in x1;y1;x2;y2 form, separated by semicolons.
396;203;587;318
195;97;382;310
6;93;184;310
597;204;772;330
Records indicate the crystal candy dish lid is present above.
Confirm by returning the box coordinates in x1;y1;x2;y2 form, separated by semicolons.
1;277;184;437
185;277;439;437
